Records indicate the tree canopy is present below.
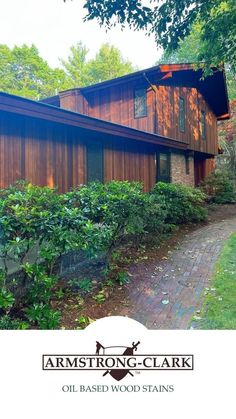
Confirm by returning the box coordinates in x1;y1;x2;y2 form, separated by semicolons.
0;44;70;99
69;0;236;72
0;42;135;99
60;42;135;87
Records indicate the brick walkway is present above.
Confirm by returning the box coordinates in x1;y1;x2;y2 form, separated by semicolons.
117;216;236;329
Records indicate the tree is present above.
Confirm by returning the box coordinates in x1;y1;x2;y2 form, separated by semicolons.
0;42;135;99
60;42;135;87
86;43;135;84
66;0;236;72
0;44;70;99
60;42;91;87
218;100;236;176
157;21;203;65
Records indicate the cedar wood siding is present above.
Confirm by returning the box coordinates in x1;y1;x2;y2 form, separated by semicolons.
60;83;218;155
0;110;156;192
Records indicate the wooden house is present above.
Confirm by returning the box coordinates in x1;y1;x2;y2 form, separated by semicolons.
0;63;229;192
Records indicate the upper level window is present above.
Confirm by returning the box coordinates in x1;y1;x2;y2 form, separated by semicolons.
200;109;206;139
134;87;147;118
179;97;185;132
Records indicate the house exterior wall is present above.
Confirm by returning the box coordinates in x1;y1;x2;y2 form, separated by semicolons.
171;153;195;186
59;83;218;156
0;110;157;192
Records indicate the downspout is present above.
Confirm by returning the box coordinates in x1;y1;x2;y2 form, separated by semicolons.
143;72;158;133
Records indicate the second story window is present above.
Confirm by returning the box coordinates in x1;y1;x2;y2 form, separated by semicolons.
179;97;185;132
200;109;206;139
134;87;147;118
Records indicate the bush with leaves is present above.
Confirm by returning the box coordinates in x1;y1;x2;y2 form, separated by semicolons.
0;180;209;329
0;181;112;329
65;181;148;252
150;182;207;224
200;170;236;204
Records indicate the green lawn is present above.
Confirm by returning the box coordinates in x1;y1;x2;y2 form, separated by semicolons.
200;233;236;329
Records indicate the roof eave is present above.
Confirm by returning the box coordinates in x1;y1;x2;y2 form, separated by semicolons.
0;91;187;150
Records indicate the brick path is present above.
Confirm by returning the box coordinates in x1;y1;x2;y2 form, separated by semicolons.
117;216;236;329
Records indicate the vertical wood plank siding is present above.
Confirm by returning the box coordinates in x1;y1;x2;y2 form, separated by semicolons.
64;84;218;155
0;112;86;192
0;111;156;192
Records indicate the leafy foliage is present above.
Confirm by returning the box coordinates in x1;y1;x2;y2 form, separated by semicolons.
74;0;236;72
150;182;207;224
116;271;130;285
0;42;135;99
0;180;208;328
0;314;29;330
0;44;70;99
200;170;236;204
65;181;148;246
218;100;236;174
60;42;135;87
25;303;61;330
0;181;111;329
77;278;93;293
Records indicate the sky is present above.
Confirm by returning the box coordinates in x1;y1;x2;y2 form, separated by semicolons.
0;0;162;69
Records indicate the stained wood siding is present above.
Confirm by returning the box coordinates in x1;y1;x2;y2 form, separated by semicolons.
61;83;218;155
0;111;86;192
155;86;218;154
103;139;156;191
0;110;156;192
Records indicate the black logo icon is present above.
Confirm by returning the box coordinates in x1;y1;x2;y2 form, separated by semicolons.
96;341;140;381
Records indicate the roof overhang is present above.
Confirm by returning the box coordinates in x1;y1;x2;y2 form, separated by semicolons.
0;91;188;150
76;63;230;120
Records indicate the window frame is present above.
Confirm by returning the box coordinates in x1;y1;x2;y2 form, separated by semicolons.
200;109;206;140
185;154;190;175
156;152;171;183
86;141;104;183
134;87;147;119
179;96;186;133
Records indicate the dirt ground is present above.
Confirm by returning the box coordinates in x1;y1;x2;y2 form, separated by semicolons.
56;204;236;329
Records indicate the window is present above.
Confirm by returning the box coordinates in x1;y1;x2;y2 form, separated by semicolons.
87;141;104;183
185;155;190;175
179;97;185;132
200;110;206;139
134;87;147;118
157;152;171;183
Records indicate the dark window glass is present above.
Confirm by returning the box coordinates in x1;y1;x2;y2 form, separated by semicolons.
134;87;147;118
200;110;206;139
87;141;103;183
185;155;190;175
179;97;185;132
157;152;171;183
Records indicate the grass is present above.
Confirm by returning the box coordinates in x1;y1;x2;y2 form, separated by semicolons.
199;233;236;329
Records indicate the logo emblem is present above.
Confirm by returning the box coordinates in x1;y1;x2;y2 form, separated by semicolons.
96;341;140;381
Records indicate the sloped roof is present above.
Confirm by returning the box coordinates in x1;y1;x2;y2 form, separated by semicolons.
0;91;188;150
57;63;230;120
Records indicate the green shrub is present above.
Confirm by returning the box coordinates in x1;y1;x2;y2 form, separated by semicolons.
66;181;148;249
150;182;207;224
200;170;236;204
25;303;61;330
0;181;111;329
0;180;208;328
0;314;29;330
